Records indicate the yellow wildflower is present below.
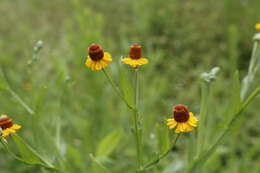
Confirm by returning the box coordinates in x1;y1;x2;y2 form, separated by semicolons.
85;44;112;71
0;115;22;138
122;43;149;67
166;104;198;133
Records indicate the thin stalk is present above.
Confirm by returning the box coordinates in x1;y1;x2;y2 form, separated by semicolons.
102;68;134;110
7;88;35;115
133;68;142;170
196;82;209;156
1;67;35;115
140;134;181;171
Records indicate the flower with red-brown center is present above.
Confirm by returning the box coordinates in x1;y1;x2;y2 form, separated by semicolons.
122;43;149;67
129;44;142;59
85;44;112;71
88;44;104;61
166;104;198;133
173;104;190;122
0;115;21;138
0;116;13;129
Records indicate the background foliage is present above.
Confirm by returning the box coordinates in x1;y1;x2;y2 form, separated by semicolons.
0;0;260;172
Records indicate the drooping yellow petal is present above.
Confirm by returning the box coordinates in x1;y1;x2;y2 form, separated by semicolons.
185;123;194;132
85;52;112;71
85;57;91;66
139;58;149;65
188;112;198;127
122;57;149;67
1;124;22;138
175;123;183;133
12;124;22;130
175;122;195;133
8;128;15;133
166;118;177;129
103;52;112;62
256;23;260;30
95;62;101;70
2;129;10;137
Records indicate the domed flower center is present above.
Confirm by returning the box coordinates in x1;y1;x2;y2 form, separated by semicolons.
88;44;104;61
173;104;190;122
129;43;142;59
0;115;13;130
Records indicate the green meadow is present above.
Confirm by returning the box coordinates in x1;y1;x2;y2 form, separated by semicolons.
0;0;260;172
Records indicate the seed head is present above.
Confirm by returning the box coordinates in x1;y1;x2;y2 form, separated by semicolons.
129;43;142;59
88;44;104;61
173;104;190;122
0;115;13;130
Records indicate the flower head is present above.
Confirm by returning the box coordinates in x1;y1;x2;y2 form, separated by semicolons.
256;23;260;30
0;115;22;138
166;104;198;133
122;43;149;67
85;44;112;71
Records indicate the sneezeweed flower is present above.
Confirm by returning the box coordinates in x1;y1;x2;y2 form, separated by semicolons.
256;23;260;30
0;115;21;138
122;43;149;67
85;44;112;71
167;104;198;133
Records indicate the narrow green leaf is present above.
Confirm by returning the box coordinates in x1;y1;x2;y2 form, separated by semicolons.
11;134;54;168
90;154;111;173
1;135;58;171
96;128;123;157
67;144;84;169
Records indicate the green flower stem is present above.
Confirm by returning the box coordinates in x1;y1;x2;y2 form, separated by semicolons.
133;68;143;171
140;134;181;171
196;82;210;156
102;68;134;110
102;67;143;171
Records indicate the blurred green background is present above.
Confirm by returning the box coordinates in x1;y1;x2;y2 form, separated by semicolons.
0;0;260;172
